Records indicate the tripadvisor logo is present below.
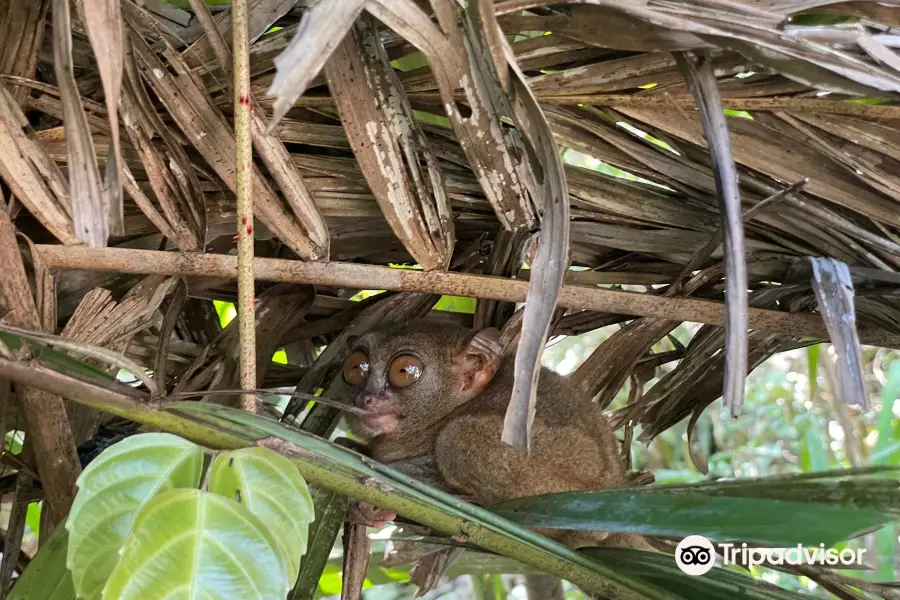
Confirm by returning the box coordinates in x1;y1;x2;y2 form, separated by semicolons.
675;535;867;576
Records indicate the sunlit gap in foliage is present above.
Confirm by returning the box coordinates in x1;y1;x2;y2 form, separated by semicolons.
562;148;671;190
413;110;451;129
615;121;681;153
351;267;477;313
725;109;754;119
212;299;291;366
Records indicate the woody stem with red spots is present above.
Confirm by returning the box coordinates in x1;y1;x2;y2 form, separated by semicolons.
233;0;257;413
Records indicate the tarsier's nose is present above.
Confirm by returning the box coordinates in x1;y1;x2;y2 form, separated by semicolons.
355;393;377;409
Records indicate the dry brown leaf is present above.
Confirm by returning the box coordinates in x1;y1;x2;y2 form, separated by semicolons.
52;0;109;247
325;15;454;270
676;50;748;419
0;85;76;243
126;20;325;258
78;0;126;237
266;0;366;127
369;0;541;231
810;257;867;408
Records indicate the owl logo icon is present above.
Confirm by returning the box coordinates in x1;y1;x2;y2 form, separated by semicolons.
676;535;716;576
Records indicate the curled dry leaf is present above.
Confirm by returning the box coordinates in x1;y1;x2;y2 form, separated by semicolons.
810;257;867;408
368;0;541;232
325;15;454;271
266;0;366;127
677;50;748;419
0;85;76;243
52;0;110;248
487;5;570;452
78;0;126;237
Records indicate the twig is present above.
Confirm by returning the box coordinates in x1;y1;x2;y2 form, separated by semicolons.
32;244;900;349
232;0;256;413
671;179;809;287
0;472;30;599
0;322;160;397
168;388;369;416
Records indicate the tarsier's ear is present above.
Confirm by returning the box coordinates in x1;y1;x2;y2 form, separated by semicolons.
454;328;503;397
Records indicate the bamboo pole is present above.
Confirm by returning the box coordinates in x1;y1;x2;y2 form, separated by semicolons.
232;0;257;413
35;245;900;349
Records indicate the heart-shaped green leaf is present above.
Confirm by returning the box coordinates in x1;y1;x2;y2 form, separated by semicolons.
102;488;290;600
209;447;314;583
66;433;204;600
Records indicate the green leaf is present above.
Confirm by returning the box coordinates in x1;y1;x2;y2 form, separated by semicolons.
66;433;204;600
26;501;41;536
806;344;819;400
873;361;900;462
584;549;804;600
102;488;290;600
0;331;114;381
800;427;828;472
8;519;76;600
209;447;315;583
875;523;897;581
489;489;890;546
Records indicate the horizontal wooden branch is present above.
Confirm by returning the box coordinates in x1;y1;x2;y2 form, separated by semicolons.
36;245;900;349
274;92;900;120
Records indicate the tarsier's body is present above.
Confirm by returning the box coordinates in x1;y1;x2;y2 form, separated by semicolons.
338;319;649;550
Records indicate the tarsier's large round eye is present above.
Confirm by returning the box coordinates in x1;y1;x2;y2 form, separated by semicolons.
388;354;424;388
343;351;369;385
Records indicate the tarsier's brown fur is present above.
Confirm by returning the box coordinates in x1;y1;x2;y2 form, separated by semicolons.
336;319;651;551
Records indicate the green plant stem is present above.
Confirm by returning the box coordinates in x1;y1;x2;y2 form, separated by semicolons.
0;358;661;599
233;0;256;413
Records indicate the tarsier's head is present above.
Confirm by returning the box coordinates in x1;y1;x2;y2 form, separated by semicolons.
336;320;504;440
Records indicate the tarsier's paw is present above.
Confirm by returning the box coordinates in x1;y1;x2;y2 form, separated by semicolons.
348;501;396;528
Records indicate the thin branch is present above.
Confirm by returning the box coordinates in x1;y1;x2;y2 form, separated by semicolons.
0;472;30;599
33;244;900;349
672;179;809;287
252;90;900;120
232;0;256;413
0;322;160;396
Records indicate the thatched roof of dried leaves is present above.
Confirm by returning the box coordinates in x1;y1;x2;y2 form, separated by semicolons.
3;0;900;455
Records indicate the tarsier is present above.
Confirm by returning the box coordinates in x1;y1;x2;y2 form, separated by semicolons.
336;318;651;551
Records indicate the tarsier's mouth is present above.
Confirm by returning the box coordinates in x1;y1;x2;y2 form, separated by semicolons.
361;411;401;432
